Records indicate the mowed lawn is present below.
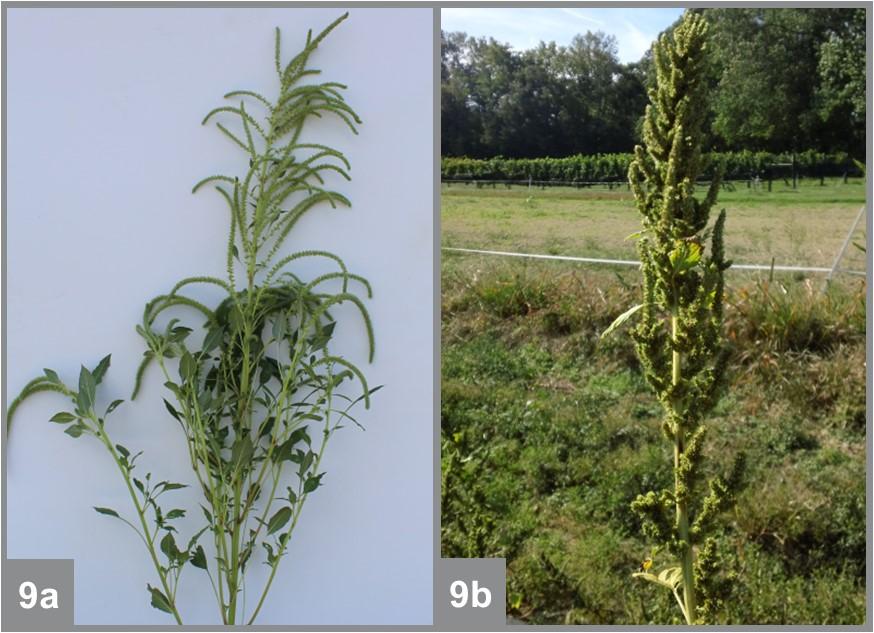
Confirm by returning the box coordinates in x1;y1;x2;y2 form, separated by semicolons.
442;179;867;272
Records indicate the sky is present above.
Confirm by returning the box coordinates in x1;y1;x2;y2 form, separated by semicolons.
441;7;684;64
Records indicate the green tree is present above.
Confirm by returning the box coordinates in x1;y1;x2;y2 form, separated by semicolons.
816;8;866;157
704;7;865;155
441;31;482;157
439;29;647;158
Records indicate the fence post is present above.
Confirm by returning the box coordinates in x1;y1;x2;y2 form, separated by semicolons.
824;205;866;291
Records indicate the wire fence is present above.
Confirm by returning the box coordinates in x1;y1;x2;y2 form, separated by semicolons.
442;246;866;278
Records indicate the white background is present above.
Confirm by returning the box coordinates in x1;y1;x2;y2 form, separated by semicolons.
6;7;434;625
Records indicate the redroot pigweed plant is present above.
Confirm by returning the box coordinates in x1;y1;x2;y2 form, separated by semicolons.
9;14;377;624
603;12;744;624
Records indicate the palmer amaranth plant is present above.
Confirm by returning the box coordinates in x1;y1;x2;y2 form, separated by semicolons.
603;11;744;625
9;14;377;625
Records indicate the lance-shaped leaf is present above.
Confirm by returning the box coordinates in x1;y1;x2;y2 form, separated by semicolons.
600;304;643;339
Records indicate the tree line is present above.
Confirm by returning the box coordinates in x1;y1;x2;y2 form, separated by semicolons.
442;150;858;184
441;8;865;160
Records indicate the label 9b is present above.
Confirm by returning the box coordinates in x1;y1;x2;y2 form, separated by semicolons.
449;579;492;608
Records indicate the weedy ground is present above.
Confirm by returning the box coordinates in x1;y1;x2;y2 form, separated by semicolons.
442;178;866;271
440;186;867;625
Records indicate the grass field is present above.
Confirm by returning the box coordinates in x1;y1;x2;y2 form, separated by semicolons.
440;181;867;624
442;178;867;272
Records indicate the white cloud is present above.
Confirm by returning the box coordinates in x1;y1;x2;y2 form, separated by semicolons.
558;8;605;27
441;8;681;63
621;19;657;61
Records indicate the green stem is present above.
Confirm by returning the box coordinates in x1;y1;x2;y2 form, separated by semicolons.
226;480;243;624
671;313;696;625
157;357;230;622
246;384;336;625
92;420;184;625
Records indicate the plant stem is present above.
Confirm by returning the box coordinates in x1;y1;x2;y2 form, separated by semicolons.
671;313;696;624
92;420;184;625
246;388;336;625
227;480;243;624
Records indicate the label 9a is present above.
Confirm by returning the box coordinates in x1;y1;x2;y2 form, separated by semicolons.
18;582;58;610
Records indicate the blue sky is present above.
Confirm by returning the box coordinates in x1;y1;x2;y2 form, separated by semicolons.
441;7;684;63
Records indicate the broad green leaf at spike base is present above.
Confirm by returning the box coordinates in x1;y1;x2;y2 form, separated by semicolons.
669;241;702;273
600;303;643;339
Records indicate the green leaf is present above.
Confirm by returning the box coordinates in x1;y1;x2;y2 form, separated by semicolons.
202;327;223;353
298;450;315;477
179;351;196;382
77;366;96;412
600;304;643;339
259;357;281;386
160;482;187;492
303;472;325;494
273;426;311;463
266;507;292;535
64;423;87;438
258;416;276;438
190;545;208;570
43;368;61;384
147;584;173;614
92;354;112;384
50;412;76;424
290;426;311;446
163;399;181;422
105;399;124;416
297;413;323;422
160;532;181;561
669;241;702;273
166;509;186;520
115;444;130;459
271;316;287;341
309;321;336;351
93;506;119;518
632;565;683;590
163;381;183;400
262;541;276;564
169;326;193;343
231;435;255;473
625;229;648;241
